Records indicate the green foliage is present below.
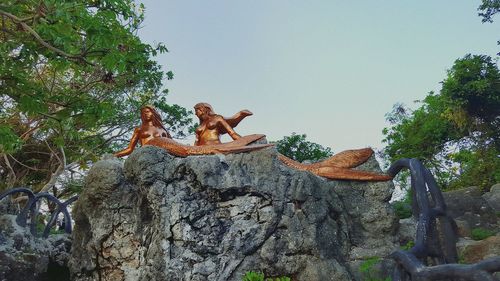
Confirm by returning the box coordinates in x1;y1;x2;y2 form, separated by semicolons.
392;187;413;219
392;200;412;219
359;257;391;281
478;0;500;23
274;133;333;162
243;272;264;281
0;0;192;194
471;228;495;240
382;55;500;191
242;271;290;281
0;125;21;153
400;240;415;251
478;0;500;55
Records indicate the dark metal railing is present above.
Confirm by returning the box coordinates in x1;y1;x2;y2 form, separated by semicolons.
388;158;500;281
0;187;78;238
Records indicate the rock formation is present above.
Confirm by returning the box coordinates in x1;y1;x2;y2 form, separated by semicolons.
69;146;398;281
0;214;71;281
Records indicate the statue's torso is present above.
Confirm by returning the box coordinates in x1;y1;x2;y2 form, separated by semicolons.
139;126;169;145
196;119;222;145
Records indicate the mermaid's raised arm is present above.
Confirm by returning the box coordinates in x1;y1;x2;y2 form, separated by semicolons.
216;116;241;140
115;128;140;157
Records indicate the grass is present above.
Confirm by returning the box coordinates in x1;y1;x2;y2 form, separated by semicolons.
242;271;290;281
359;257;392;281
471;228;495;241
392;200;412;219
400;240;415;251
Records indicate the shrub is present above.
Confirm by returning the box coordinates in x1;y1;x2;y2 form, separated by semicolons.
242;271;291;281
243;271;264;281
400;240;415;251
392;200;412;219
359;257;392;281
471;228;495;240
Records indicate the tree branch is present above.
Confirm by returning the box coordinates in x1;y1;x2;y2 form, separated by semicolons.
2;153;16;187
0;9;94;65
39;145;66;193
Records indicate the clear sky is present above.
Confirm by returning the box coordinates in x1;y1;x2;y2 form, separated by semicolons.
137;0;499;152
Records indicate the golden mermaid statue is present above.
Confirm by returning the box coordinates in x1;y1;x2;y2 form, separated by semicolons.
191;103;392;181
114;105;272;158
116;104;391;181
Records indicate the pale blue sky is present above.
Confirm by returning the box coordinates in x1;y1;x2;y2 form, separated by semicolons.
137;1;499;152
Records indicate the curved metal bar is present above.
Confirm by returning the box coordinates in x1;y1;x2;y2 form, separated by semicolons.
392;250;500;281
42;195;79;237
387;158;411;177
423;167;446;214
0;188;36;227
43;207;62;238
1;188;78;238
33;193;70;238
389;158;499;280
61;195;78;233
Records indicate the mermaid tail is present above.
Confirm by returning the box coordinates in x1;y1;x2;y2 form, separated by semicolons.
314;166;393;181
315;147;373;168
145;134;271;157
278;148;391;181
146;137;390;181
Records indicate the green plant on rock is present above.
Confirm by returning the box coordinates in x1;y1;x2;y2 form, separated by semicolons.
359;257;391;281
400;240;415;251
243;271;265;281
391;187;413;220
471;228;495;240
392;200;412;219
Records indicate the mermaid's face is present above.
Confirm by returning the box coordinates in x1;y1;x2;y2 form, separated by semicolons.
195;106;206;119
141;108;153;121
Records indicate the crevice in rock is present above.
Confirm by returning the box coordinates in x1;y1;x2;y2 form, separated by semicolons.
218;187;269;202
40;259;70;281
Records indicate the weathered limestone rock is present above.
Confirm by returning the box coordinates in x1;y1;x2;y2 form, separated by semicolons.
457;236;500;263
0;214;71;281
396;217;417;246
443;186;499;231
483;183;500;213
69;146;397;281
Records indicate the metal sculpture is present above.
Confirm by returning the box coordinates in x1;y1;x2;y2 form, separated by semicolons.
192;103;391;181
115;105;272;158
276;148;392;181
0;188;78;238
193;102;252;145
116;104;392;181
388;158;500;281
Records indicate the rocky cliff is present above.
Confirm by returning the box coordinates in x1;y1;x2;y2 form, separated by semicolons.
69;146;398;281
0;214;71;281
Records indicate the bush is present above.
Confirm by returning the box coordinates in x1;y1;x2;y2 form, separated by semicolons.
243;272;264;281
242;271;290;281
359;257;391;281
392;200;412;219
400;240;415;251
471;228;495;240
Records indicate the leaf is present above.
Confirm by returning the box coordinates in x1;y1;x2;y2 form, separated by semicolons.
0;125;22;153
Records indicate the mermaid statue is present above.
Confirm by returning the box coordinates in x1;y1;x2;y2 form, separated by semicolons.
115;104;391;181
114;105;271;158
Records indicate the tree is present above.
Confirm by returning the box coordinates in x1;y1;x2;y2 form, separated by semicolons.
478;0;500;23
478;0;500;55
382;54;500;191
274;133;333;163
0;0;192;196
